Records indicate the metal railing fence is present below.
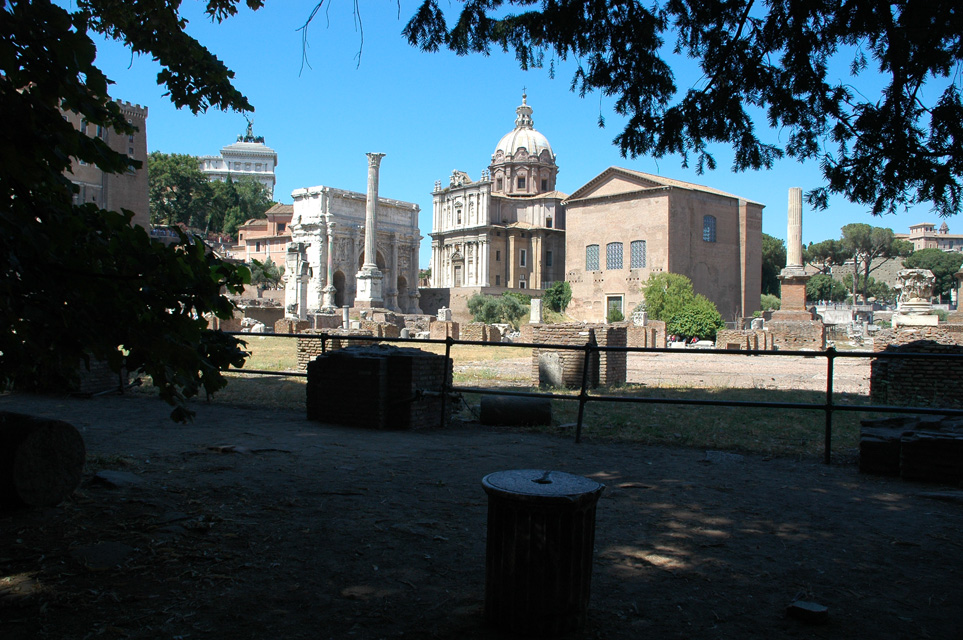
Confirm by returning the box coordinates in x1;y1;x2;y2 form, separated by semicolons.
225;331;963;464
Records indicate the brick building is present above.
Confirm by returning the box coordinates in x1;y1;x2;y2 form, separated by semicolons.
563;168;764;323
63;100;149;229
232;203;293;265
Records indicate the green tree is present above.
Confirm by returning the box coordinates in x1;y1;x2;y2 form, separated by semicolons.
761;234;786;297
467;293;527;329
839;224;913;303
250;257;283;290
806;274;849;303
666;295;724;341
148;152;213;228
841;273;897;305
641;272;695;322
760;293;781;311
543;281;572;313
803;239;850;275
150;154;273;237
2;0;258;421
902;248;963;302
404;1;963;217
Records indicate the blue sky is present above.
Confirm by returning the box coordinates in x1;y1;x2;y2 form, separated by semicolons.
86;1;937;268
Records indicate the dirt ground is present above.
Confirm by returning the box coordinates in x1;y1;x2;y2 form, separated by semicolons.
1;382;961;640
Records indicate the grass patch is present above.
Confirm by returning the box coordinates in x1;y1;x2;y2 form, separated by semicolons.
460;385;875;461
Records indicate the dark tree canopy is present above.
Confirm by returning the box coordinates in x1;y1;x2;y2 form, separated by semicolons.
761;233;786;297
404;0;963;217
902;248;963;302
1;0;264;420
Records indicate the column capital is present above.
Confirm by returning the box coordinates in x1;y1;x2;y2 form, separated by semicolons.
367;152;386;168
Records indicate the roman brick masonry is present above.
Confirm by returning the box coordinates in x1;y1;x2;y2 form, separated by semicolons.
306;345;451;429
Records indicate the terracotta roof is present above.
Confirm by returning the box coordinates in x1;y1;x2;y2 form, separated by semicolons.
565;167;764;206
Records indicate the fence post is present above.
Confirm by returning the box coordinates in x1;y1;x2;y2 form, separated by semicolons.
440;336;454;429
575;340;594;444
320;332;328;355
824;346;836;465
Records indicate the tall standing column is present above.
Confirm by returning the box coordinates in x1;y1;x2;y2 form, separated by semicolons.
775;186;814;317
321;215;337;312
354;152;386;309
787;187;803;268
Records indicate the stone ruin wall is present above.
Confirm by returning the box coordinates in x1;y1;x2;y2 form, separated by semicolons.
429;321;459;340
767;320;826;350
594;325;627;386
715;329;775;351
296;329;375;371
625;321;666;349
871;327;963;409
306;348;451;430
529;324;600;388
460;323;503;343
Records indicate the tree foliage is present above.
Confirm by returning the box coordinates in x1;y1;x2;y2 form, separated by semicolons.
543;281;572;313
760;293;781;311
404;0;963;218
805;273;849;303
641;273;723;339
804;239;849;274
761;233;786;297
641;272;694;322
467;293;527;329
666;295;724;341
839;223;913;303
841;273;896;305
1;0;262;420
148;152;273;237
250;257;284;290
902;248;963;302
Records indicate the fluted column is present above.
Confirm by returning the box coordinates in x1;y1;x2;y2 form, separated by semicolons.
787;187;803;267
354;152;386;308
321;215;337;312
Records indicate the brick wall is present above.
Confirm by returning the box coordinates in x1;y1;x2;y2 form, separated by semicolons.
275;318;310;334
871;328;963;409
715;329;774;350
530;324;599;388
594;325;627;386
768;320;826;350
626;321;666;349
429;321;460;340
296;329;374;371
306;346;452;429
780;280;807;310
75;360;127;395
361;321;401;338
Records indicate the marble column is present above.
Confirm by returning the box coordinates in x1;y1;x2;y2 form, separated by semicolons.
354;152;385;308
775;186;814;317
787;187;803;267
321;215;337;312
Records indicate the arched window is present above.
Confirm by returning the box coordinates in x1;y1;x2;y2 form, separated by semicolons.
703;215;717;242
630;240;646;268
606;242;623;269
585;244;600;271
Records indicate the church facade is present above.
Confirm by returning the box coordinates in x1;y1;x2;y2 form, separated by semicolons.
428;94;566;292
283;184;422;316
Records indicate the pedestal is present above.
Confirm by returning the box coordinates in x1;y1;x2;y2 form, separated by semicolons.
354;268;384;309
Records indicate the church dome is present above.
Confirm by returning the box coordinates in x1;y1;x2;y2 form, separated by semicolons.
493;93;555;162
